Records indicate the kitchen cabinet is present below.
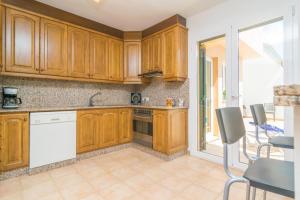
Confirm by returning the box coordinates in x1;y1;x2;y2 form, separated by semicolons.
141;37;152;73
77;108;131;154
0;113;29;172
151;33;163;72
141;25;187;81
89;33;109;80
40;18;68;76
123;41;142;83
76;110;99;153
118;108;133;144
153;109;187;154
67;26;90;78
5;8;40;74
162;26;188;81
108;38;123;81
100;109;119;147
153;110;168;153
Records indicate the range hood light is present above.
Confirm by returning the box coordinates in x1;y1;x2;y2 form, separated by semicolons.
138;70;163;78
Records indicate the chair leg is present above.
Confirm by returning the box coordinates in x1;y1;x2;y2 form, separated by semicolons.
223;178;250;200
267;145;271;158
252;187;256;200
263;191;267;200
223;179;232;200
223;179;238;200
246;183;251;200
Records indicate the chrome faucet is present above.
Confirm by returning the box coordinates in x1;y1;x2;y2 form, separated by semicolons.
89;92;102;106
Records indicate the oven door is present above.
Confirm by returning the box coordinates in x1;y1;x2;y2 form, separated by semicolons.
133;115;153;147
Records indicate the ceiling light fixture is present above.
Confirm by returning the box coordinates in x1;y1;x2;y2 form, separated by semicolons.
93;0;101;3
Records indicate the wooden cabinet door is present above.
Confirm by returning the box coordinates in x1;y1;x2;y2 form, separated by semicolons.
118;109;132;144
152;33;162;71
68;26;90;78
153;110;167;153
168;110;187;154
5;8;40;74
109;39;123;81
100;110;118;147
40;18;68;76
77;111;98;153
141;38;152;73
89;33;109;80
0;113;29;171
162;28;176;79
124;41;141;83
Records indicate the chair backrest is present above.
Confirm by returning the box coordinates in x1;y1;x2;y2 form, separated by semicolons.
215;107;246;144
250;104;267;125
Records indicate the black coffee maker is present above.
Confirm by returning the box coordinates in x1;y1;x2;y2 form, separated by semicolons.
2;87;22;109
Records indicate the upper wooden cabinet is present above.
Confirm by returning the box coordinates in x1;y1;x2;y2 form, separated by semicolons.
151;33;163;72
118;108;133;144
76;110;99;154
0;113;29;172
141;25;187;81
40;18;68;76
67;26;90;78
123;41;142;83
153;109;187;155
162;26;188;81
108;38;123;81
0;7;188;83
89;33;109;80
5;8;40;74
141;38;152;73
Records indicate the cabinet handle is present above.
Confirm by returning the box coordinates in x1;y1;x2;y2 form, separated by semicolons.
24;118;27;122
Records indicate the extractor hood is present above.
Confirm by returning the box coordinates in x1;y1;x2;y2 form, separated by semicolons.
138;70;163;78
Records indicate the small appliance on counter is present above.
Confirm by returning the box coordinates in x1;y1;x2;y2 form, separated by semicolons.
2;87;22;109
131;93;141;105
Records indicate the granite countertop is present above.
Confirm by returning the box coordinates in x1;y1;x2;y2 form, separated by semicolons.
0;105;189;113
274;84;300;106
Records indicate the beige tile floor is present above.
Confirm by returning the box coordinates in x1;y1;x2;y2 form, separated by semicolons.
0;148;292;200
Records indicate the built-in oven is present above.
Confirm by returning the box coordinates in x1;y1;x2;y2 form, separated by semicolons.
133;108;153;147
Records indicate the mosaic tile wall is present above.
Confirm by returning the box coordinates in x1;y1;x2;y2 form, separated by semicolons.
135;78;189;107
0;77;134;107
0;76;189;107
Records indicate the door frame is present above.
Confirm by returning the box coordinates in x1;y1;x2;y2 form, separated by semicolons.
193;27;235;166
191;5;297;170
230;8;296;169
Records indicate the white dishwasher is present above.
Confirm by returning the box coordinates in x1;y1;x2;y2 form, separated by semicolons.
30;111;76;169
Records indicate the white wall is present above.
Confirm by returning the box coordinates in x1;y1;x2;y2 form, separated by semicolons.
187;0;297;154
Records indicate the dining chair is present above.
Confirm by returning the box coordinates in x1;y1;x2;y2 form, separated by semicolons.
216;107;294;200
250;104;294;158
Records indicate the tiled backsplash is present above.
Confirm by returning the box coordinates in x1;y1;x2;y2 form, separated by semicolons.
0;77;134;107
0;76;189;108
135;78;189;107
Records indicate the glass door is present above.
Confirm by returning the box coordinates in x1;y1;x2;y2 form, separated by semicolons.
236;19;285;165
199;36;227;157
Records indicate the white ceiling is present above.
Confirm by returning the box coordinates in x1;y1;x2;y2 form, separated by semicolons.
36;0;226;31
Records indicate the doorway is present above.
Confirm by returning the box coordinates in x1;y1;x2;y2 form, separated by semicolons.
199;36;226;157
237;19;285;164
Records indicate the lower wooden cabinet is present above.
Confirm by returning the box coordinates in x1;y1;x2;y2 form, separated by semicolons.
100;109;119;148
0;113;29;172
153;110;167;153
76;110;99;154
77;109;132;154
153;109;187;154
118;108;133;144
